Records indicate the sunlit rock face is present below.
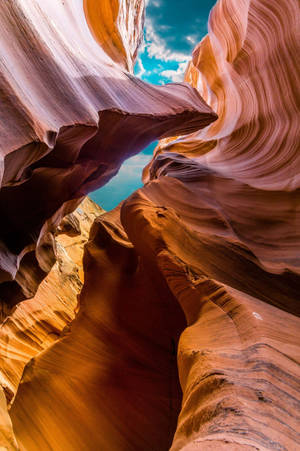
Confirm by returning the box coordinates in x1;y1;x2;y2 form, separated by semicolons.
0;198;102;449
1;0;300;450
147;0;300;191
0;0;216;310
9;208;187;450
83;0;145;72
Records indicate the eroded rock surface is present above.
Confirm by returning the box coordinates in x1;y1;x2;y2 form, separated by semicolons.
0;0;216;309
0;0;300;450
0;198;102;449
8;209;186;450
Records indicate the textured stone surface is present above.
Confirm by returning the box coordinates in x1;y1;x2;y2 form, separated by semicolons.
10;197;300;450
0;389;18;450
83;0;145;72
9;208;186;450
0;0;216;309
0;198;102;449
1;0;300;449
121;196;300;450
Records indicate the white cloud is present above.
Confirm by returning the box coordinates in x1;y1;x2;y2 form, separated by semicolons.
120;153;152;177
136;2;193;84
144;17;190;63
135;56;146;77
186;35;197;45
160;61;188;82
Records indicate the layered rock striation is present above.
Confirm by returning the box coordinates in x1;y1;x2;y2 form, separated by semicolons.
0;0;216;310
0;198;102;449
0;0;300;450
10;198;300;450
9;208;186;450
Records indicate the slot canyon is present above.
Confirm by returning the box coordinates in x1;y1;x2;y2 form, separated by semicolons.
0;0;299;450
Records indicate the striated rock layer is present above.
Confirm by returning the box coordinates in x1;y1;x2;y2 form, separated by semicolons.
0;198;102;401
9;201;300;450
1;0;300;450
9;209;186;450
121;196;300;450
0;198;102;449
0;0;216;310
138;0;300;447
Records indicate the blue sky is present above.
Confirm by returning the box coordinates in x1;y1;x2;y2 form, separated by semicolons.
90;0;216;210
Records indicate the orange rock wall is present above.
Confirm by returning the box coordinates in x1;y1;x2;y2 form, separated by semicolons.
0;0;299;450
0;198;102;449
84;0;145;72
9;210;186;450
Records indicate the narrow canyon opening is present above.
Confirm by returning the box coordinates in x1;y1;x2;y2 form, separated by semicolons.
0;0;299;450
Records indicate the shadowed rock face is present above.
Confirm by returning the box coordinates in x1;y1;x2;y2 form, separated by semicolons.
9;201;300;450
1;0;300;450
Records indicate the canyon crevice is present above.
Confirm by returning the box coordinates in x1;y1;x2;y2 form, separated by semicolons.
0;0;299;450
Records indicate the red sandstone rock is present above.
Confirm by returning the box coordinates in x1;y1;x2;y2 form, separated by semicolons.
121;195;300;450
1;0;300;450
0;197;102;399
9;196;300;450
0;0;216;309
0;198;102;449
9;209;186;450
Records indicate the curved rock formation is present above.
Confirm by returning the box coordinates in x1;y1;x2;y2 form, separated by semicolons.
1;0;300;449
0;198;102;448
147;0;300;192
9;208;187;450
0;0;216;310
83;0;145;72
121;194;300;450
10;197;299;450
143;0;300;299
139;0;299;447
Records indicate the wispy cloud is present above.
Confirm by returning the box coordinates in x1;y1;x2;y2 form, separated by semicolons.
135;56;146;77
186;35;197;45
160;61;188;82
145;0;160;6
90;153;153;210
119;153;152;177
144;17;190;63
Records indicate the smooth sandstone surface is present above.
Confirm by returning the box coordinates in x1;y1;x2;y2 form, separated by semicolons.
0;198;102;449
0;0;300;450
121;196;300;450
83;0;145;72
10;201;300;450
9;209;187;450
0;0;216;310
